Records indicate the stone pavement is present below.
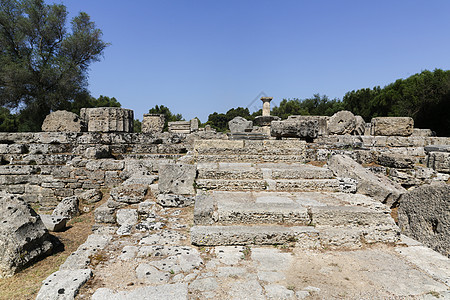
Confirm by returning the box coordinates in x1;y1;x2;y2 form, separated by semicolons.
36;202;449;299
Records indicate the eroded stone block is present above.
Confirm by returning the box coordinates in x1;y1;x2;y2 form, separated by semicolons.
371;117;414;136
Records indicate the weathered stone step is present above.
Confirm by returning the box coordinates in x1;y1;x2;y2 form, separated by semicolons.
190;224;399;247
194;191;395;228
190;225;318;246
195;154;307;163
196;162;334;180
195;178;341;192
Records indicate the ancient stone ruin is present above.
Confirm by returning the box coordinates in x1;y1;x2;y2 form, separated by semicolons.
0;105;449;299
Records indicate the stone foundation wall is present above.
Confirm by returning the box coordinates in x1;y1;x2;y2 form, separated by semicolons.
0;131;223;210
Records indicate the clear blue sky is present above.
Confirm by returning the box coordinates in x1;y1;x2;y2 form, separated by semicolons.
57;0;450;122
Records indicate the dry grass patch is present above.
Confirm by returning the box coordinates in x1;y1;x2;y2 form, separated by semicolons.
0;211;95;300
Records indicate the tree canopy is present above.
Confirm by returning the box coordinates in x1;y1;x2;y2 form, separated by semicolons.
148;105;183;131
205;107;253;132
343;69;450;136
271;94;343;120
0;0;108;131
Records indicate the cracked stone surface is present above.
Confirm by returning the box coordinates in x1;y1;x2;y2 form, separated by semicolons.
67;203;450;300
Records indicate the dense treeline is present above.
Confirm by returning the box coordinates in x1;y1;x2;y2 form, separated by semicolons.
343;69;450;136
205;69;450;136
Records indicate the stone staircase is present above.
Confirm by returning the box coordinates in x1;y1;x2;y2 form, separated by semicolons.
190;139;400;249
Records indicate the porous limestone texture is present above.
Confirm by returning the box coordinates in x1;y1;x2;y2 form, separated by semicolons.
41;110;85;132
287;115;328;136
228;116;253;133
271;119;319;140
0;192;55;278
371;117;414;136
52;195;79;219
36;269;92;300
327;110;356;135
427;152;450;173
158;163;196;195
398;183;450;257
327;154;405;207
142;114;165;133
39;214;67;232
353;115;366;136
80;107;134;132
193;139;307;163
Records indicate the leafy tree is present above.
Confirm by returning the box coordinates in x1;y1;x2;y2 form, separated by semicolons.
148;105;183;131
271;94;343;120
0;107;17;131
0;0;108;131
206;107;252;132
342;69;450;136
133;119;141;133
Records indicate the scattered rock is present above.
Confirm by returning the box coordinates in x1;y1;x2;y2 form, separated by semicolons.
39;214;68;232
52;196;79;220
158;163;196;195
228;117;253;133
36;269;92;300
398;183;450;257
327;154;405;207
157;194;194;207
110;184;147;204
0;192;56;277
327;111;356;135
78;189;103;204
41;110;85;132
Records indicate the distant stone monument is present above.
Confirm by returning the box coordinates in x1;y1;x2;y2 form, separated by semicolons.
228;116;253;133
142;114;165;133
254;97;280;135
168;119;199;134
80;107;134;132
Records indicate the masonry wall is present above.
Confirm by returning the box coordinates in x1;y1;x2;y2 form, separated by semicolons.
0;131;224;210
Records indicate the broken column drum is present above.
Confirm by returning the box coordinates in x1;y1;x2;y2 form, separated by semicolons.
261;97;273;117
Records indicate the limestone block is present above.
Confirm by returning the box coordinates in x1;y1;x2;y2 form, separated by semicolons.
142;114;165;133
158;163;196;195
110;184;148;203
378;153;415;169
412;128;433;137
253;115;280;127
157;194;195;207
0;192;55;278
41;110;85;132
287;115;328;136
80;107;134;132
190;118;199;132
36;269;92;300
353;116;366;135
398;183;449;257
271;119;318;139
228;116;253;133
371;117;414;136
83;145;111;159
94;204;116;223
327;110;356;135
427;152;450;173
52;196;79;219
327;154;405;207
39;214;67;232
78;189;103;204
168;121;191;134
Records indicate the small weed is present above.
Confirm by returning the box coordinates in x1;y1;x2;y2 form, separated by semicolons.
89;251;108;267
427;291;441;298
287;286;296;291
170;269;175;274
241;246;251;260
